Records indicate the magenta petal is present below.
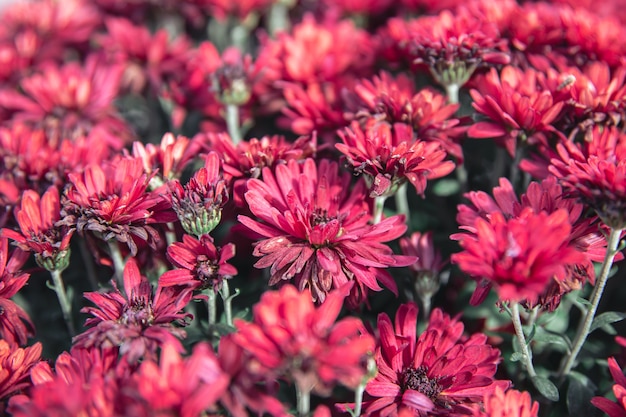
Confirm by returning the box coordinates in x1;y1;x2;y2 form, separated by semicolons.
402;389;435;412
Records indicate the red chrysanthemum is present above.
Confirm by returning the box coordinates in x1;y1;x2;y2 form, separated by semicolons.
346;71;465;161
216;334;290;417
73;258;192;363
2;186;74;272
0;237;34;347
455;175;612;308
0;54;131;150
0;340;41;401
591;357;626;417
233;284;375;396
337;120;456;197
549;128;626;228
208;131;316;207
168;152;229;237
468;66;565;156
60;156;176;256
133;342;230;417
362;303;510;416
97;17;191;95
471;387;539;417
160;234;237;291
452;208;584;304
238;158;415;304
7;346;128;417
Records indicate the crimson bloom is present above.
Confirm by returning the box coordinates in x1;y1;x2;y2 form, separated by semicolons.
0;54;131;150
233;284;375;396
238;158;415;304
592;357;626;417
133;342;229;417
60;156;176;257
455;176;611;308
471;387;539;417
0;237;33;347
73;258;192;363
337;120;456;197
160;234;237;291
168;152;228;237
549;128;626;228
468;66;565;156
362;303;510;416
452;209;584;305
2;186;73;272
0;340;41;401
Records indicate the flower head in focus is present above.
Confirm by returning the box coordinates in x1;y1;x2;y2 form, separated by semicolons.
362;303;510;416
238;158;415;305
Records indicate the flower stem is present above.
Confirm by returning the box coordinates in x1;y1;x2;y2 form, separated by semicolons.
394;182;410;224
219;280;233;327
372;195;387;225
445;83;460;104
296;382;311;417
226;103;242;145
511;302;536;377
107;240;125;287
207;289;217;327
50;269;76;337
268;0;290;36
558;227;623;379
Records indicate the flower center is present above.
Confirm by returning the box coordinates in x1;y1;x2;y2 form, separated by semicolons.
120;299;154;327
400;366;443;399
310;208;333;226
195;255;220;290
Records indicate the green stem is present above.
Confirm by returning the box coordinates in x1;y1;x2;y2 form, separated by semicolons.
558;227;623;379
50;269;76;336
296;382;311;417
353;380;365;417
107;240;125;287
207;289;217;327
219;280;233;327
511;302;537;377
372;195;387;225
226;103;242;145
268;0;290;36
445;83;460;104
394;182;410;224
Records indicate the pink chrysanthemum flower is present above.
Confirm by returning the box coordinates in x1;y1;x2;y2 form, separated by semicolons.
2;186;74;272
208;132;316;207
0;55;131;150
468;66;565;156
362;303;510;416
337;120;456;198
233;284;375;396
0;340;41;401
216;334;290;417
455;175;612;309
160;234;237;292
592;357;626;417
73;258;192;363
549;128;626;228
168;152;229;237
471;387;539;417
238;158;415;304
7;346;127;416
0;237;33;347
452;209;584;304
60;156;176;257
133;342;230;417
347;72;465;161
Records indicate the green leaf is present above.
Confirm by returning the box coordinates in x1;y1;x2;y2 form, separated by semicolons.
510;352;523;362
590;311;626;333
526;324;537;345
432;179;460;196
531;376;560;401
567;372;599;416
532;330;571;352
